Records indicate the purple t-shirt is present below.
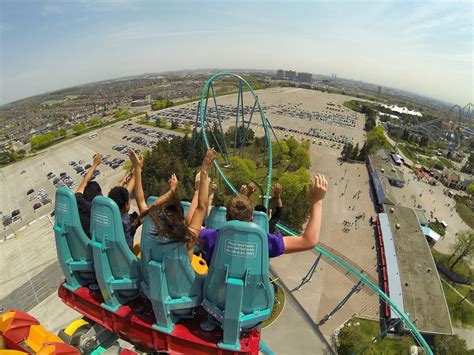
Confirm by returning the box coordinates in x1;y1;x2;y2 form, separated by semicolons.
198;228;285;265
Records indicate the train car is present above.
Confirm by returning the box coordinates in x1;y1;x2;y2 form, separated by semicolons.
50;188;278;354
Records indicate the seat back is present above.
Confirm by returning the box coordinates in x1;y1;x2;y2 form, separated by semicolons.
90;196;141;311
252;210;269;234
180;200;191;219
205;206;227;229
140;196;203;333
54;187;95;291
203;221;274;350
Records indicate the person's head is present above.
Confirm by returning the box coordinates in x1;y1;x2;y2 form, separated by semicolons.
83;181;102;202
147;195;194;243
108;186;130;214
254;204;267;214
226;195;254;222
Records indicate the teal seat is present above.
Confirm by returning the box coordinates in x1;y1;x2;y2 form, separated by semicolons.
90;196;141;312
181;200;191;219
53;187;95;291
252;210;269;234
202;221;274;351
141;196;204;333
205;206;227;229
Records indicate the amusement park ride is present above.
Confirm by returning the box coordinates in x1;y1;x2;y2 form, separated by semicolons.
0;73;434;354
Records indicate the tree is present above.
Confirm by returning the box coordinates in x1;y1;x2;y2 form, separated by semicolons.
228;156;256;190
114;109;130;118
401;129;410;141
358;142;368;161
151;98;173;111
291;146;310;170
59;128;67;137
433;334;471;355
279;168;311;231
286;137;299;157
157;118;168;128
350;143;360;160
88;117;100;126
171;119;179;130
184;122;192;134
466;181;474;196
364;113;376;131
73;122;87;133
419;136;429;147
337;323;366;354
341;142;353;161
449;229;474;270
366;126;390;153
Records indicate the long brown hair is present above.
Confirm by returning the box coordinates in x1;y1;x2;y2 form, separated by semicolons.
145;195;196;243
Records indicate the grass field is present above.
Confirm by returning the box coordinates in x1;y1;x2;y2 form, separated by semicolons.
338;317;415;354
431;249;474;327
455;202;474;229
442;282;474;328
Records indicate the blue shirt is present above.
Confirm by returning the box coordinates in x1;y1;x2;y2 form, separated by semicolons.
121;213;140;249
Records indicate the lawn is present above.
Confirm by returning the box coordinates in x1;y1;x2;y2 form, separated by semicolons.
338;317;415;354
437;156;458;170
431;249;472;280
456;202;474;229
431;249;474;327
442;282;474;328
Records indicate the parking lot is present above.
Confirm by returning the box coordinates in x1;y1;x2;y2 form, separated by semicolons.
0;123;180;239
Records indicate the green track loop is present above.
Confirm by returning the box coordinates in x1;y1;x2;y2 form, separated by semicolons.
198;72;432;355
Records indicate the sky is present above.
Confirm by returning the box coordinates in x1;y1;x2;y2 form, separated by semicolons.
0;0;472;106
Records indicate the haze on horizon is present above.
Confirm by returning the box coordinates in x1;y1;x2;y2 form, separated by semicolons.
1;0;472;106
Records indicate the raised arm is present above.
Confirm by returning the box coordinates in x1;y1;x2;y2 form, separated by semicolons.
76;154;101;194
150;174;178;208
186;172;201;226
207;183;217;216
125;171;136;195
129;150;147;214
187;148;216;236
117;169;135;195
283;174;328;253
272;183;283;208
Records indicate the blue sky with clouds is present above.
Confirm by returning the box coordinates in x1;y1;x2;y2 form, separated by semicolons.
1;0;472;105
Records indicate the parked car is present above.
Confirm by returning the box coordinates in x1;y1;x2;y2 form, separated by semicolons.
60;172;67;177
84;164;91;170
33;202;42;210
20;170;26;174
26;189;34;195
2;215;12;227
41;198;52;205
11;209;21;221
69;161;76;166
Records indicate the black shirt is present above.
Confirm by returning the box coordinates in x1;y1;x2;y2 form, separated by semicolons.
269;206;283;234
75;192;92;238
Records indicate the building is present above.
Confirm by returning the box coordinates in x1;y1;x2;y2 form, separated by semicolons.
377;205;452;335
368;149;405;205
296;72;312;83
285;70;296;80
276;69;285;78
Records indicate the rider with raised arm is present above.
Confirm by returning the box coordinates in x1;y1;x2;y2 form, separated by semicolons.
129;148;217;260
75;153;103;237
198;174;328;265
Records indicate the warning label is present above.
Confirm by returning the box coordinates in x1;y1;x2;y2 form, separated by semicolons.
224;240;257;258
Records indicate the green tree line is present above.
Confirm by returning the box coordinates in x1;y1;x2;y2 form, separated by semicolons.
140;129;313;232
